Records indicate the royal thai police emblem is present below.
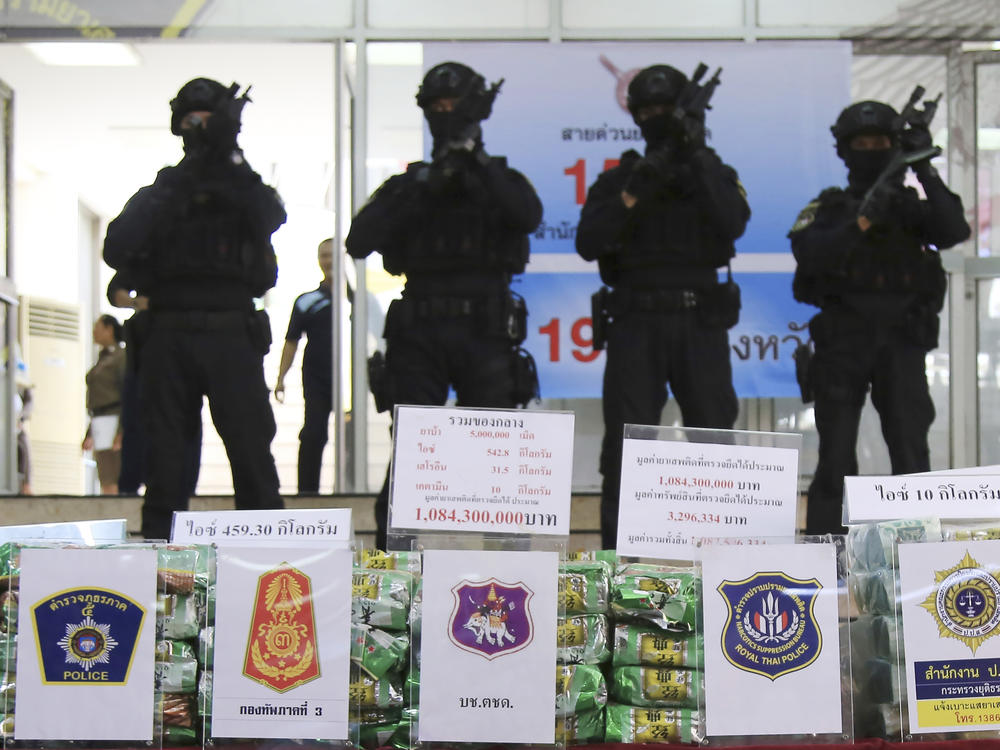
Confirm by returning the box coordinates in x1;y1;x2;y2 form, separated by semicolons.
448;579;534;660
718;572;822;680
32;588;146;685
919;550;1000;655
243;563;321;692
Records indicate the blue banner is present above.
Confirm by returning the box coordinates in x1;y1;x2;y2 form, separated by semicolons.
426;41;851;398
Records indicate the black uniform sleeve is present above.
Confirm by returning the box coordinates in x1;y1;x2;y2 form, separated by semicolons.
914;165;972;250
575;167;630;261
102;184;161;270
789;190;864;275
690;149;751;242
481;159;543;233
345;174;418;260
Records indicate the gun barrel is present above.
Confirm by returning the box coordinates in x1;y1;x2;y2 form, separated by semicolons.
691;62;708;84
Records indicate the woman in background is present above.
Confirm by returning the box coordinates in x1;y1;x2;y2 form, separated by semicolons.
82;314;126;494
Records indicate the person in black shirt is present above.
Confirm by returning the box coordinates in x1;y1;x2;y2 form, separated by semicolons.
104;77;285;538
790;99;970;534
576;64;750;550
346;61;543;549
275;238;335;494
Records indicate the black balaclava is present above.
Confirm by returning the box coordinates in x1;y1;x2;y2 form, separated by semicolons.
170;77;244;157
831;100;902;190
416;62;501;157
627;65;689;151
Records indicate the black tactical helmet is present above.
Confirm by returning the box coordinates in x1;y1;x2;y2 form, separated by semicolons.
169;77;230;135
626;65;688;120
831;100;901;150
415;62;498;121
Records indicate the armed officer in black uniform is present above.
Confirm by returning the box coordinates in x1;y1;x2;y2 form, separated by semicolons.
346;61;543;550
576;64;750;550
104;77;286;539
790;97;970;535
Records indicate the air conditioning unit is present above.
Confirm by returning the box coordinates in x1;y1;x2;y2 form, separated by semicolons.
21;296;85;494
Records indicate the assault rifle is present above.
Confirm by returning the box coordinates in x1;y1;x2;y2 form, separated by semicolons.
857;85;942;220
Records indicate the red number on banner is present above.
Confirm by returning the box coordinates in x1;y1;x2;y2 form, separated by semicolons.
538;318;561;361
564;159;586;205
571;317;600;362
564;159;622;206
538;317;602;363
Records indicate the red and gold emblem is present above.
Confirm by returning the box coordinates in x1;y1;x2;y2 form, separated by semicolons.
242;562;320;692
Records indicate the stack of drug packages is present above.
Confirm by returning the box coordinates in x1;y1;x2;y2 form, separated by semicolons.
349;549;417;749
0;542;216;745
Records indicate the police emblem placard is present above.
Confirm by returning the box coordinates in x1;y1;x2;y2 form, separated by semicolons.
701;544;844;737
32;587;145;685
242;562;321;692
448;579;534;660
14;547;157;741
717;571;823;680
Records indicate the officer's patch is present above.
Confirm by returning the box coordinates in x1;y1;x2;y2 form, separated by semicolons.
717;572;823;680
33;588;146;685
919;550;1000;655
789;200;820;233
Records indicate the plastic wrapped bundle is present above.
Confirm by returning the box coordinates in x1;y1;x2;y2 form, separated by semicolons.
197;670;212;717
847;519;941;572
356;549;422;575
611;565;700;631
351;623;409;680
605;703;700;744
613;625;703;668
349;664;404;709
609;666;701;708
157;593;200;640
352;569;413;631
556;663;607;716
560;560;612;614
556;706;605;744
557;614;610;664
850;569;896;616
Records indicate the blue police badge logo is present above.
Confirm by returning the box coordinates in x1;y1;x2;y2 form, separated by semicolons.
717;572;823;680
32;587;146;685
919;550;1000;654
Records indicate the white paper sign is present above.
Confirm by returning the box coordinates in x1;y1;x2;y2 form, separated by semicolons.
211;546;352;739
419;549;558;743
390;406;574;536
15;547;158;741
898;540;1000;733
701;543;843;737
617;438;799;559
845;475;1000;523
171;509;352;545
0;518;127;544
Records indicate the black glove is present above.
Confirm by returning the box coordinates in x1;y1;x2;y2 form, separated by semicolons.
899;124;933;154
860;183;898;228
680;114;707;150
623;159;660;204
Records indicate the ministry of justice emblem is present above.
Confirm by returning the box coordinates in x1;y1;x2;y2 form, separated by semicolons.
243;563;321;692
32;587;146;685
448;579;534;660
919;550;1000;655
718;571;822;680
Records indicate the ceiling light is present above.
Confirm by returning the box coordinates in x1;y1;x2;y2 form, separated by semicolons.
24;42;140;66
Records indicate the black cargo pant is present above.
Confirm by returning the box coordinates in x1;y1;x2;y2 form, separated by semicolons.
805;307;935;535
140;310;282;539
298;369;333;493
600;308;738;550
373;301;517;550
